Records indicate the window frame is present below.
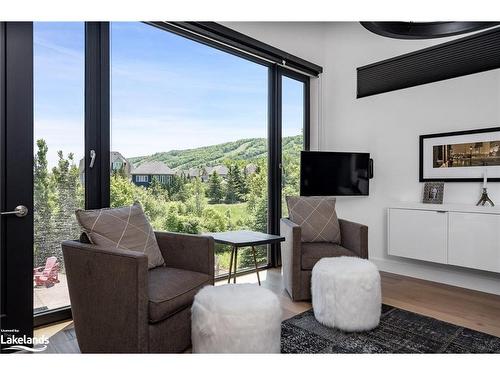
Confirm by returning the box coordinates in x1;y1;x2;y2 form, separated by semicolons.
35;21;318;326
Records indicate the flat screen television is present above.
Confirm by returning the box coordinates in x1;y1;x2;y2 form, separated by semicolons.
300;151;372;196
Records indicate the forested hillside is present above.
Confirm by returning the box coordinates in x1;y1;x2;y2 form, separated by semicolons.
129;134;303;169
33;133;303;276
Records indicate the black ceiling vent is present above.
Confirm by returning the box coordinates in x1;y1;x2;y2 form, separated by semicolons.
360;22;499;40
357;26;500;98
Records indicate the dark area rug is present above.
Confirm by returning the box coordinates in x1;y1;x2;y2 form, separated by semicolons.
281;304;500;353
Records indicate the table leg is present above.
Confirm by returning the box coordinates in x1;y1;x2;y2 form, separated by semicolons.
227;246;234;284
233;246;237;284
252;245;261;286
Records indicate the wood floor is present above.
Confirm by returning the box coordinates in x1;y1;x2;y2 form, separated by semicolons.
34;268;500;353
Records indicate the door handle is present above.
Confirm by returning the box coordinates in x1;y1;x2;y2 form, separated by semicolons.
89;149;96;169
0;205;28;217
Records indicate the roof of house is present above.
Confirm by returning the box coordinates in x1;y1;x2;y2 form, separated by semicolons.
131;161;174;175
188;168;200;177
206;165;229;176
111;151;128;164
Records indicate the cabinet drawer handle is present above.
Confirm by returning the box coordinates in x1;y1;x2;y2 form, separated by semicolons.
436;210;447;213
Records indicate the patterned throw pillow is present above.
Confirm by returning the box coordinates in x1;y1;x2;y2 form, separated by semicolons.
286;196;341;243
75;202;165;269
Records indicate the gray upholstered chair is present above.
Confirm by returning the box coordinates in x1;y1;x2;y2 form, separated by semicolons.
280;218;368;301
62;231;214;353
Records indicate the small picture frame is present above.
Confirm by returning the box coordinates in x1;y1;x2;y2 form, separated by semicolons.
423;182;444;204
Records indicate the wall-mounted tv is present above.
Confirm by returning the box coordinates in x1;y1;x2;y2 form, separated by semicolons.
300;151;372;196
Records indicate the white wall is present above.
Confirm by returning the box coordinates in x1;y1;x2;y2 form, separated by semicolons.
224;22;500;294
321;23;500;295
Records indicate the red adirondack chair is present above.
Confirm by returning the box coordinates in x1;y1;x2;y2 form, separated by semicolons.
34;257;60;287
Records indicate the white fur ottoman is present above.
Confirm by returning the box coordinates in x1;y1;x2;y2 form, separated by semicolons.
311;256;381;332
191;284;281;353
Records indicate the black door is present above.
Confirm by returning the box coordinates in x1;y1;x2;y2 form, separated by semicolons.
0;22;34;351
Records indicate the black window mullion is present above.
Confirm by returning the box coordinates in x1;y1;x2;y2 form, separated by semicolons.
268;65;281;267
85;22;110;210
303;77;311;151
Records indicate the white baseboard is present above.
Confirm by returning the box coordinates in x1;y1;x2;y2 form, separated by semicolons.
370;256;500;296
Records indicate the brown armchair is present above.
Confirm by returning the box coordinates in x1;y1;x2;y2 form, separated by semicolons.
280;218;368;301
62;231;214;353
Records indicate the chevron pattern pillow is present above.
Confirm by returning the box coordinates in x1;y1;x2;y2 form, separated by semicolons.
75;202;165;269
286;196;341;243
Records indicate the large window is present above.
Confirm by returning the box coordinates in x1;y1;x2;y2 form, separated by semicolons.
110;22;269;277
30;23;312;324
33;22;85;315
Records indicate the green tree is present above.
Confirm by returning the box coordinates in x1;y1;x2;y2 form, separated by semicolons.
225;165;241;203
240;164;268;269
110;173;136;207
246;161;268;232
188;177;206;216
34;139;55;267
150;177;169;200
50;150;82;270
234;165;247;200
241;167;250;197
207;171;224;203
201;207;227;232
166;175;188;202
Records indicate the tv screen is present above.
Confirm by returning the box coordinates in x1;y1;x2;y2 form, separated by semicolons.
300;151;371;196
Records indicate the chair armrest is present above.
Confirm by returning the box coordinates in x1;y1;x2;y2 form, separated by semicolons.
61;240;149;353
155;231;215;279
339;219;368;259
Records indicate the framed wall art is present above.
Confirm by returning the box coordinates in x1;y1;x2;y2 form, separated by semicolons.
419;127;500;182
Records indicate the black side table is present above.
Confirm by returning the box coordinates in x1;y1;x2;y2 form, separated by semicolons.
205;230;285;285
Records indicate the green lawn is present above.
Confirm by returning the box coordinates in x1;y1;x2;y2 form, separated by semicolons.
209;202;248;224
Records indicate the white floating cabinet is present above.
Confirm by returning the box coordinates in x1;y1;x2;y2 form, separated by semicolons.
387;203;500;273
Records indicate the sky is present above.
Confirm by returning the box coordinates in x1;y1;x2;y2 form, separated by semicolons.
34;22;304;167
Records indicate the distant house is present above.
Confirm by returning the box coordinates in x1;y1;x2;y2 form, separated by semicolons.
202;165;229;182
110;151;132;176
79;151;131;183
131;161;174;187
187;167;201;179
245;163;258;175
